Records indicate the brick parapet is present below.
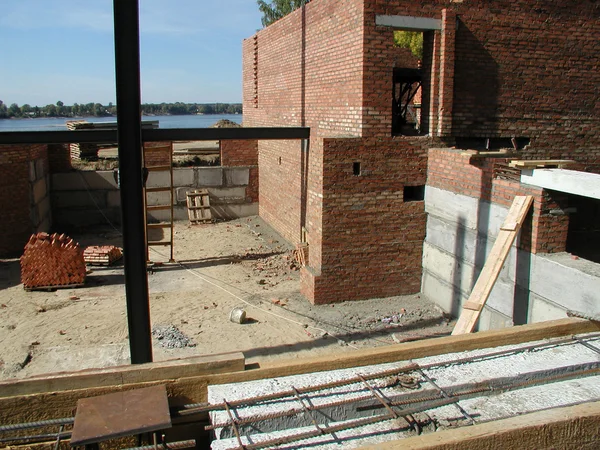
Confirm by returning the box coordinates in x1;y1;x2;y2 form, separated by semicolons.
221;140;258;167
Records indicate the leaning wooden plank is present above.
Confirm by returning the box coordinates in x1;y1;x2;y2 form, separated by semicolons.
452;195;534;335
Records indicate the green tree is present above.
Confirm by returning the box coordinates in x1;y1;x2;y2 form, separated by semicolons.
257;0;309;27
45;104;57;117
20;104;32;116
393;31;423;59
8;103;21;118
0;100;8;119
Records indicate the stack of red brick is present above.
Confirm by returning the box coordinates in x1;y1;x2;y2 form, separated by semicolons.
20;232;86;290
83;246;123;266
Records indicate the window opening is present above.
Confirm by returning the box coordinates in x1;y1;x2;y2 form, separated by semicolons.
392;67;423;136
353;162;361;176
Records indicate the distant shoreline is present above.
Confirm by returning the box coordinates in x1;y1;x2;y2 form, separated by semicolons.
0;112;241;121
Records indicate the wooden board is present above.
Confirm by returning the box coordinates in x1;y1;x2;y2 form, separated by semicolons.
0;352;245;399
452;195;534;335
370;401;600;450
509;159;575;169
186;189;212;223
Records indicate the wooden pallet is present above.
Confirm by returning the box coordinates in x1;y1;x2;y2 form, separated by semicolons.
452;195;534;335
186;190;212;224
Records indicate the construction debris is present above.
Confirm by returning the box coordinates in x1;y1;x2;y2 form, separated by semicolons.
20;233;86;290
83;246;123;266
152;325;196;349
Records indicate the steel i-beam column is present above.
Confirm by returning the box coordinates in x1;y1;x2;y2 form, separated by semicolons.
113;0;153;363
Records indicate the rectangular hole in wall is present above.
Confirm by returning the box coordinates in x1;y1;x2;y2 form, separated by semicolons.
353;162;361;176
404;185;425;202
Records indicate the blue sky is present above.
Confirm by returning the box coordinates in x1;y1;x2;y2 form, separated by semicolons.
0;1;263;106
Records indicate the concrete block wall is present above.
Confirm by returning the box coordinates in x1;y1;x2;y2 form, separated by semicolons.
0;144;50;256
51;167;258;229
423;185;600;330
423;149;600;331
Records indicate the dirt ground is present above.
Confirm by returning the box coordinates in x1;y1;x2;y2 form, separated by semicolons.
0;216;453;380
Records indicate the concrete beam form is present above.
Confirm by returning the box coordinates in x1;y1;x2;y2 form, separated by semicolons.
375;15;442;31
521;168;600;200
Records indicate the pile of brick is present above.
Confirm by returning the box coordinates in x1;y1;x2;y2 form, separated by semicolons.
83;246;123;266
20;232;86;290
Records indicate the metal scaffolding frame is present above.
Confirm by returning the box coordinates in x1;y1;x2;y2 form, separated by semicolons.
0;0;310;364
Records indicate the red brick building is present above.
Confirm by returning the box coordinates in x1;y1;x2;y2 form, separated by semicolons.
243;0;599;304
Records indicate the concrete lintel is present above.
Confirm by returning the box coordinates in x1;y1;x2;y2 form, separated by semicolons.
521;168;600;200
375;15;442;30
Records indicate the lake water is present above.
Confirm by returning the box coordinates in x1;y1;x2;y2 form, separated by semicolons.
0;114;243;132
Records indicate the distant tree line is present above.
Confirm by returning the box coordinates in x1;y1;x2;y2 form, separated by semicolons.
0;100;242;119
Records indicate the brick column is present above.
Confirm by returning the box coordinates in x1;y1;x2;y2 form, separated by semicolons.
437;8;456;137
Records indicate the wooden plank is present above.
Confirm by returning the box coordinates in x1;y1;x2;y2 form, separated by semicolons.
452;195;534;335
369;401;600;450
509;159;575;169
0;352;245;399
462;301;483;312
147;223;172;229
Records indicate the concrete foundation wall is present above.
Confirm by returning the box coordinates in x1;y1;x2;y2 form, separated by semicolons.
422;185;600;331
51;167;258;228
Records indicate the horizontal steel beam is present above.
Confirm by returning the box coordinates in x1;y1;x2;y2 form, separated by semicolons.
0;127;310;145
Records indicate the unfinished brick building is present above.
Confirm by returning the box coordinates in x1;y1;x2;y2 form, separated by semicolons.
242;0;600;305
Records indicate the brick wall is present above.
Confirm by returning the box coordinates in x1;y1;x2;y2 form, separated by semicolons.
366;0;600;169
0;144;50;256
427;148;570;254
47;144;72;173
221;140;259;203
302;136;430;303
143;141;172;167
244;0;600;303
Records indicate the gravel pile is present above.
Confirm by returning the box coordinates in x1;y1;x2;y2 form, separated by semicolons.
152;325;196;349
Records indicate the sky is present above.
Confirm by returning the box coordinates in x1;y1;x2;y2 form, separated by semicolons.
0;1;263;106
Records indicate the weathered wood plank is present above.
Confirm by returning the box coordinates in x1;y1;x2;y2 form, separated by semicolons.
452;195;533;335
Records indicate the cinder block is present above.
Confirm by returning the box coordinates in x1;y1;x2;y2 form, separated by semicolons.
211;203;258;220
173;168;194;187
52;171;118;191
146;191;172;207
32;178;47;204
529;294;566;323
145;171;171;188
224;168;249;186
35;158;46;179
52;191;107;208
38;196;51;222
107;191;122;208
207;187;247;201
29;161;36;182
478;307;513;332
196;168;223;187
